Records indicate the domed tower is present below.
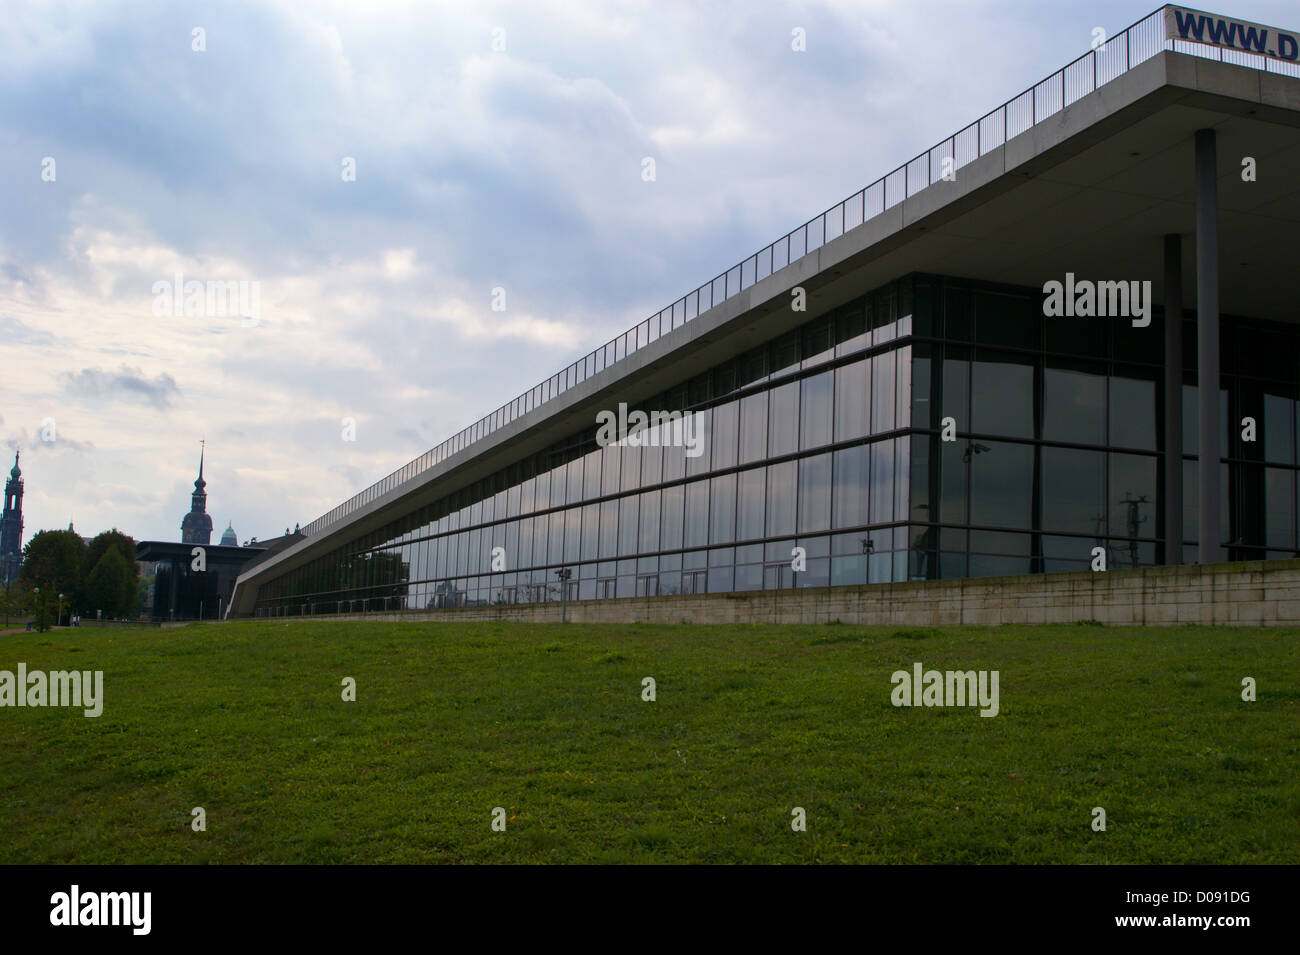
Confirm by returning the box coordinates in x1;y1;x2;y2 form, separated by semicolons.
220;521;238;546
180;444;214;545
0;450;24;583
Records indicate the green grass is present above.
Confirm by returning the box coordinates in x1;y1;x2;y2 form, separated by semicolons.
1;620;1296;864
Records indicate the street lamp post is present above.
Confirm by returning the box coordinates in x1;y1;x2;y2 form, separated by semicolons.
555;568;572;622
58;593;65;628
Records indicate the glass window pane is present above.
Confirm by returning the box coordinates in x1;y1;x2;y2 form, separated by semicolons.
641;431;664;485
943;351;970;435
581;449;601;501
600;444;621;496
599;500;619;558
739;392;768;464
766;461;797;537
768;381;799;457
909;433;931;524
971;351;1033;439
975;290;1039;349
798;452;832;533
1109;373;1157;450
832;445;869;529
684;481;710;548
737;467;766;540
968;440;1032;529
712;400;739;470
894;434;909;521
895;345;912;429
1109;453;1157;546
581;504;599;561
869;440;895;524
540;512;559;564
639;490;661;553
1265;393;1295;464
710;474;737;544
800;370;834;450
618;496;639;556
1043;364;1105;445
564;507;581;563
686;407;712;476
533;513;549;566
1042;447;1105;535
871;351;896;434
661;484;684;551
1265;468;1296;548
834;359;870;442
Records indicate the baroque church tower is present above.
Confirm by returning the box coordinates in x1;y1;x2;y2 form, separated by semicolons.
180;444;214;545
0;450;23;583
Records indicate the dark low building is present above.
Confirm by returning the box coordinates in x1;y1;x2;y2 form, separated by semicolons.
137;540;267;621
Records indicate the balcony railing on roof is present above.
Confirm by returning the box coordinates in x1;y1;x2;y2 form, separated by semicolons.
301;5;1300;538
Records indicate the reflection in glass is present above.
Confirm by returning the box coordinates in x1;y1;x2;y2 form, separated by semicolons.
968;441;1032;529
1041;447;1105;535
797;453;832;533
869;440;894;524
767;461;797;537
768;381;799;457
800;371;833;450
834;359;870;442
971;351;1032;439
871;351;896;434
710;474;737;544
739;392;768;464
1043;365;1105;445
737;468;766;541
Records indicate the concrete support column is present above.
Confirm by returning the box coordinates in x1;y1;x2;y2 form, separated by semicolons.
1164;233;1183;565
1195;128;1222;564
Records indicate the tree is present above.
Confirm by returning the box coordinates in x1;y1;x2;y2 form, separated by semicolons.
20;530;87;611
31;585;54;632
87;529;139;616
0;579;30;628
86;547;134;618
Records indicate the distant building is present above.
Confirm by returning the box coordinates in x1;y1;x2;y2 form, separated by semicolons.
138;448;304;619
0;450;23;583
180;446;213;546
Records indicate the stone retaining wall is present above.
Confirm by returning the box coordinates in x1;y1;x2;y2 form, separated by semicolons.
264;559;1300;627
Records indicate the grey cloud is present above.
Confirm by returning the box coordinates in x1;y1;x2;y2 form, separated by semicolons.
60;365;181;410
0;315;58;347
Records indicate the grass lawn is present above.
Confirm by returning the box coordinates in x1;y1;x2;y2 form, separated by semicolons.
1;620;1296;864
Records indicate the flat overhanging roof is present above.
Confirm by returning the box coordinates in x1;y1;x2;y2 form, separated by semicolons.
827;54;1300;322
138;541;266;563
231;28;1300;612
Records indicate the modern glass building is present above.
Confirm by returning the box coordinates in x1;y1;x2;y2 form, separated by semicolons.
229;6;1300;618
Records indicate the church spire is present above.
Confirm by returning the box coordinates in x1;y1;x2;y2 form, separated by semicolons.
181;440;213;545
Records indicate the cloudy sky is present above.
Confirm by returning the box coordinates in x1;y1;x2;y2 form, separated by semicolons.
2;0;1294;546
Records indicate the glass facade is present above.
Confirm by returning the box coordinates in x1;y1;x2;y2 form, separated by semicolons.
256;279;915;615
908;274;1300;578
253;273;1300;616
